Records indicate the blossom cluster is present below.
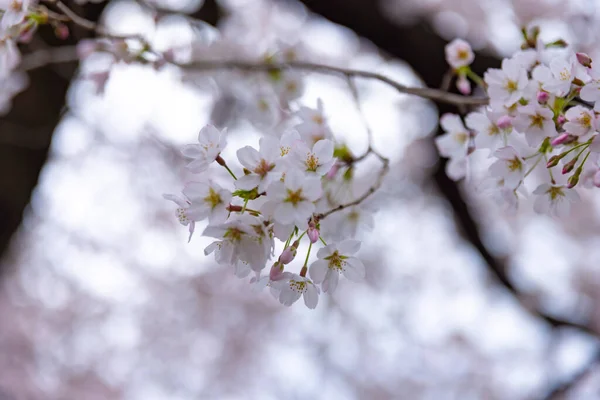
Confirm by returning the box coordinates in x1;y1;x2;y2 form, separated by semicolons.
165;104;373;309
439;34;600;216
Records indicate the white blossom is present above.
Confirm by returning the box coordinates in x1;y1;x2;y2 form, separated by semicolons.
266;169;322;228
564;105;597;137
309;239;365;293
181;125;227;173
270;272;320;308
291;138;335;176
182;181;232;224
489;146;526;189
484;58;529;107
532;180;580;217
235;136;281;192
513;104;556;147
445;38;474;69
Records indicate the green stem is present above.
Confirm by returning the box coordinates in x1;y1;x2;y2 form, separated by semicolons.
524;155;543;178
466;69;485;89
223;164;238;180
299;241;313;277
241;198;249;214
319;236;327;246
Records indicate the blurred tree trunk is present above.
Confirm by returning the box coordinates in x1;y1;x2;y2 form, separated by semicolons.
0;0;221;276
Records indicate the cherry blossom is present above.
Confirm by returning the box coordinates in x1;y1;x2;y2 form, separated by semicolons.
163;193;197;242
235;136;281;192
203;215;270;272
512;104;556;146
291;138;335;176
266;169;322;228
294;98;333;144
563;106;597;137
181;125;227;173
532;179;580;217
270;272;320;308
484;58;529;107
182;181;232;224
445;38;474;69
489;146;526;189
309;239;365;294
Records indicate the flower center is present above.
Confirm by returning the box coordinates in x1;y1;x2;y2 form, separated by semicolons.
176;208;189;224
326;251;345;271
505;80;518;93
507;157;522;172
204;187;222;209
547;186;565;200
254;158;275;177
559;69;571;81
457;48;470;60
312;115;324;125
289;279;307;293
285;189;305;205
280;145;291;156
529;114;545;129
305;153;320;171
579;112;592;128
488;125;500;136
455;132;468;144
224;227;244;242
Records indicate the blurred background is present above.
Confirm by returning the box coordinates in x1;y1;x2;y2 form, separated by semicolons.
2;0;600;399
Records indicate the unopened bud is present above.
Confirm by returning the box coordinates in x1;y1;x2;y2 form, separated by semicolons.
576;52;593;68
456;75;471;95
326;163;339;179
279;247;296;264
215;155;226;166
557;115;566;125
567;173;580;188
496;115;513;130
572;79;585;87
536;91;549;104
269;262;285;281
307;226;320;244
54;23;69;40
547;155;564;168
551;133;570;146
568;166;584;188
562;158;577;174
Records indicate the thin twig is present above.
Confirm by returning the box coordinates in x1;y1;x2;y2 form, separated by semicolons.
316;76;390;220
184;60;489;106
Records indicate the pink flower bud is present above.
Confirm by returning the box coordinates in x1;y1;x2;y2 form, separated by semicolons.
456;76;471;95
279;247;296;264
594;170;600;188
551;133;570;146
576;52;593;68
54;23;69;40
326;163;339;179
557;115;566;125
307;226;319;244
496;115;513;130
536;91;549;104
269;262;285;281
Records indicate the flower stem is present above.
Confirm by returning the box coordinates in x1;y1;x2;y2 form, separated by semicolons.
223;164;238;180
319;236;327;246
241;198;249;214
524;155;543;178
299;241;312;277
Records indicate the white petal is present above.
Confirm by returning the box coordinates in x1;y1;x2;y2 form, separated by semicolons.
309;260;328;283
237;146;261;170
303;286;319;309
344;257;366;281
